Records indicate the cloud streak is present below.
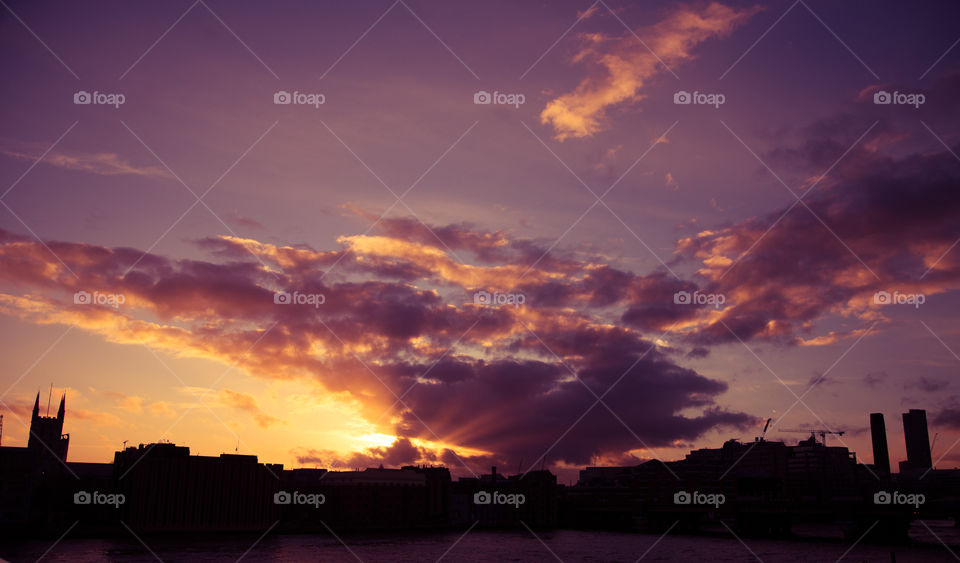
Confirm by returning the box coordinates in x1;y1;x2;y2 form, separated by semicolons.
0;140;171;178
541;2;759;140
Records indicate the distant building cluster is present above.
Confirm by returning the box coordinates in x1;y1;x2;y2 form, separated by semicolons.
1;397;958;543
0;394;556;537
567;410;960;540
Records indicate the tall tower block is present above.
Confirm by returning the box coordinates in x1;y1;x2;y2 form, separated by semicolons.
902;409;932;471
870;413;890;474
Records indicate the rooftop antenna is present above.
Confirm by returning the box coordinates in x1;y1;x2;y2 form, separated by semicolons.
122;440;128;450
235;439;239;454
0;414;4;446
46;383;53;416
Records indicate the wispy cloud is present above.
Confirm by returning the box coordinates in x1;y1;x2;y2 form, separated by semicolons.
0;140;171;178
219;389;282;429
541;2;759;140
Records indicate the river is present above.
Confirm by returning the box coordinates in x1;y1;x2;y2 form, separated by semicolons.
3;521;959;562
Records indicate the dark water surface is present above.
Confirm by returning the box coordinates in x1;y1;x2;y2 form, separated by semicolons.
3;521;960;562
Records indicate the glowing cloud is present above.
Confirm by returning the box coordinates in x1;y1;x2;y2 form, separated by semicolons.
541;3;759;140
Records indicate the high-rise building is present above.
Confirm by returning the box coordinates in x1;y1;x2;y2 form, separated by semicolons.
902;409;932;471
870;413;890;474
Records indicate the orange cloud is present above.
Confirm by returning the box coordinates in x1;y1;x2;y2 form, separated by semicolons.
541;2;759;140
70;408;123;426
148;401;177;418
219;389;282;429
0;222;759;470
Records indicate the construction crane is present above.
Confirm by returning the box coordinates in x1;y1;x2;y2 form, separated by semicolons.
755;418;772;442
779;428;845;446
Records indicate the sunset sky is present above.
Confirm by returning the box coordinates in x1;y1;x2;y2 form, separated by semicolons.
1;0;959;483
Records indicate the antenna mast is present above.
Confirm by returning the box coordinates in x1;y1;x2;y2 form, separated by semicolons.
46;383;52;416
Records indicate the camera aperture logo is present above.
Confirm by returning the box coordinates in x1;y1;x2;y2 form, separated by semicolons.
274;90;325;108
274;290;325;307
74;290;125;308
74;490;125;508
873;290;924;308
473;290;525;307
873;490;924;508
673;290;725;309
673;490;724;508
673;90;725;108
473;490;525;508
74;90;126;108
473;90;525;108
873;90;925;108
274;490;325;507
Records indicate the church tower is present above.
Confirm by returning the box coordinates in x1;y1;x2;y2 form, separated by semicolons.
27;391;69;463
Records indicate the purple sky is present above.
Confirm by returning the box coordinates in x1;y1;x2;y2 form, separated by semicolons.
1;0;959;481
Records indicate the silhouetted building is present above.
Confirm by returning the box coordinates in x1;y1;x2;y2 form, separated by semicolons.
114;443;282;532
578;465;641;488
901;409;932;472
451;466;558;528
404;465;452;526
563;465;644;529
272;464;453;532
8;397;955;542
870;413;890;474
28;392;69;467
319;466;428;529
0;392;72;533
569;435;871;536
